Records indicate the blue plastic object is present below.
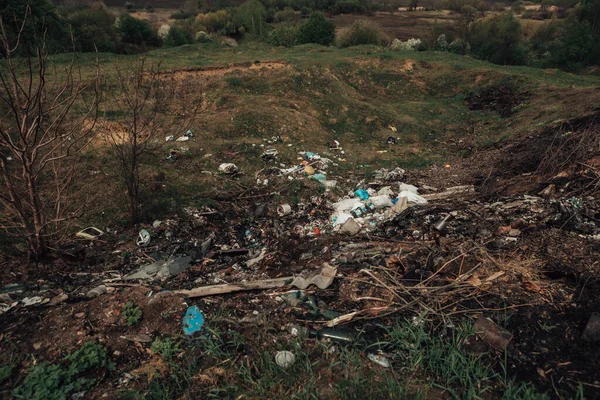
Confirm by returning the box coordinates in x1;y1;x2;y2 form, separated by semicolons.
183;306;204;336
354;189;369;200
311;173;326;182
392;198;399;205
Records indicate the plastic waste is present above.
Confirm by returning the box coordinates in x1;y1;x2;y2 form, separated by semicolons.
368;353;391;368
398;191;427;204
218;163;239;174
137;229;151;246
340;217;361;235
354;189;369;200
321;180;337;189
275;351;295;368
332;213;353;226
291;264;337;289
399;183;419;194
311;173;326;182
317;328;354;342
333;199;363;212
76;227;104;240
304;165;315;175
183;305;204;335
369;195;393;209
277;203;292;216
377;186;394;196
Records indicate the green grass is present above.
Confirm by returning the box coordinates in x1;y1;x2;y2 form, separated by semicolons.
12;342;111;400
118;316;554;400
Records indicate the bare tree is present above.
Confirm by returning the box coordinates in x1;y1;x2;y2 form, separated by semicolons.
0;6;99;258
103;57;197;224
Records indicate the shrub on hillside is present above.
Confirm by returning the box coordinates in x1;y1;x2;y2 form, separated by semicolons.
434;33;448;50
448;38;470;54
390;37;422;50
298;12;335;45
195;31;212;42
117;14;161;47
165;25;194;46
237;0;268;37
268;23;301;46
274;7;299;22
194;10;240;36
68;5;119;53
469;13;526;65
336;20;389;47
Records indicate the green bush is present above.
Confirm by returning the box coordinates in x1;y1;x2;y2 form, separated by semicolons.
68;5;119;53
336;19;389;48
469;13;526;65
298;12;335;45
12;342;110;400
0;0;67;55
274;7;299;22
237;0;268;37
165;25;194;46
117;14;162;47
171;10;198;19
548;18;599;70
195;30;212;42
267;23;301;46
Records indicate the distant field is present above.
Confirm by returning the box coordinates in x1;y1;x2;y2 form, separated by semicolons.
331;10;458;41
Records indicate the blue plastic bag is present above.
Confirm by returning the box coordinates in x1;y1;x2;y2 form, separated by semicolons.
354;189;369;200
183;306;204;336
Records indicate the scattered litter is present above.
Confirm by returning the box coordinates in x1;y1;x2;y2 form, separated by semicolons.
219;163;239;175
123;256;192;280
340;217;361;235
177;264;336;298
474;315;513;350
137;229;151;247
291;264;337;290
86;285;108;299
368;353;391;368
277;203;292;217
22;296;47;307
76;227;104;240
422;185;475;201
122;334;153;343
398;191;428;204
48;293;69;306
183;305;205;335
386;136;397;144
262;149;278;161
275;351;295;368
354;189;369;200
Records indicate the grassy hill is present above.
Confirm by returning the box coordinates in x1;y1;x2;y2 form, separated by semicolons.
60;42;600;224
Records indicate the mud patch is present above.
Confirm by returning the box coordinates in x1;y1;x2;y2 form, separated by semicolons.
465;77;528;117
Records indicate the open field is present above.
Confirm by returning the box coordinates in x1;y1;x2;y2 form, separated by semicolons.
2;42;600;399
